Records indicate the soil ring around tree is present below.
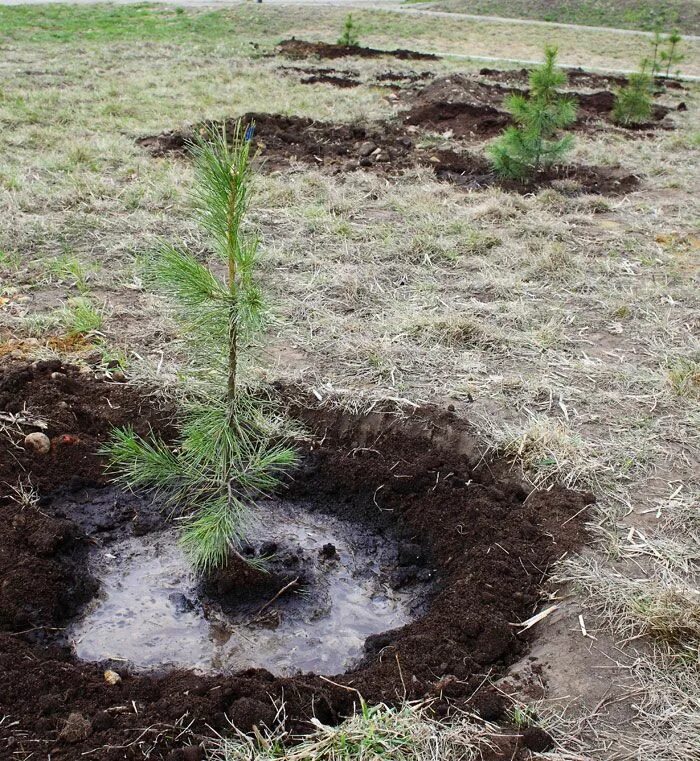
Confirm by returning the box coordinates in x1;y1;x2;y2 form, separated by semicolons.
137;112;640;196
0;359;594;759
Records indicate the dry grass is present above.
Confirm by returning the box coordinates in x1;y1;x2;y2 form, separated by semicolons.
208;700;498;761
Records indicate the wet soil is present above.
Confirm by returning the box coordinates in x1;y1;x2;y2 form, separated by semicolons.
0;360;594;759
277;38;438;62
138;113;639;196
69;497;426;677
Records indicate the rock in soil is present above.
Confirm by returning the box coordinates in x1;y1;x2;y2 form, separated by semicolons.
24;431;51;454
58;712;92;744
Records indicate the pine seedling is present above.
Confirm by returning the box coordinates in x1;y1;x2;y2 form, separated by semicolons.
649;27;664;75
488;47;577;181
338;14;360;47
105;121;299;574
613;65;654;125
660;31;684;78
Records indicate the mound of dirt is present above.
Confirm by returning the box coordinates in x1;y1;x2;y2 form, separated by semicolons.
479;65;628;90
137;112;639;196
404;100;511;138
280;66;434;90
0;361;594;759
137;112;418;172
404;74;673;133
479;66;686;92
277;38;438;61
0;359;174;494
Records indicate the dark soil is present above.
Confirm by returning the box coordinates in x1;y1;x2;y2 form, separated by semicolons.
137;112;418;172
277;38;438;61
478;65;686;92
430;150;641;195
0;360;594;759
404;74;676;135
404;99;511;139
0;358;174;495
137;112;640;196
280;65;434;90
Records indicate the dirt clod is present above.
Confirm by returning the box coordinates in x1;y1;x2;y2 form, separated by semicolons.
58;713;91;744
522;725;554;752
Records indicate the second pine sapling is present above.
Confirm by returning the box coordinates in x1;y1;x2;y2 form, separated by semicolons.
338;14;360;47
660;31;684;78
613;64;654;125
488;47;577;181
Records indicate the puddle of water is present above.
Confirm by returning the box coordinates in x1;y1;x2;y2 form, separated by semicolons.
70;501;420;676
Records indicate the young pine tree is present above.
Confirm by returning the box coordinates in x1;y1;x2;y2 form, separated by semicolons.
660;30;684;78
338;14;360;47
106;121;298;573
613;66;654;125
488;47;577;181
649;28;664;75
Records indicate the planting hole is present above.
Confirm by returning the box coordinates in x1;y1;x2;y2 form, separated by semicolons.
69;498;425;676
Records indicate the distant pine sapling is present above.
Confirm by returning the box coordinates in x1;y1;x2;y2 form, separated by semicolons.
338;14;360;47
106;121;298;573
649;28;664;75
660;30;684;78
613;64;654;125
488;47;577;181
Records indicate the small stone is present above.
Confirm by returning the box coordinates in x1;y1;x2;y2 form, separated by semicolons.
24;432;51;454
111;370;126;383
104;669;122;685
51;371;66;380
358;140;376;157
55;434;80;446
58;713;91;744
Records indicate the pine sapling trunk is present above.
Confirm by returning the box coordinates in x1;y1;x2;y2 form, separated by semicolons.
226;179;238;423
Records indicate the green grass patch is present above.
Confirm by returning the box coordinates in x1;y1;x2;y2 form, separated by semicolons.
414;0;700;34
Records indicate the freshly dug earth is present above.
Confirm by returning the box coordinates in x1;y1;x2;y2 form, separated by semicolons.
403;74;676;136
277;38;438;61
280;65;434;90
478;65;686;91
138;112;640;195
0;360;594;759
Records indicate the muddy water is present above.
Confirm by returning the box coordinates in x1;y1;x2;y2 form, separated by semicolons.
70;501;420;676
